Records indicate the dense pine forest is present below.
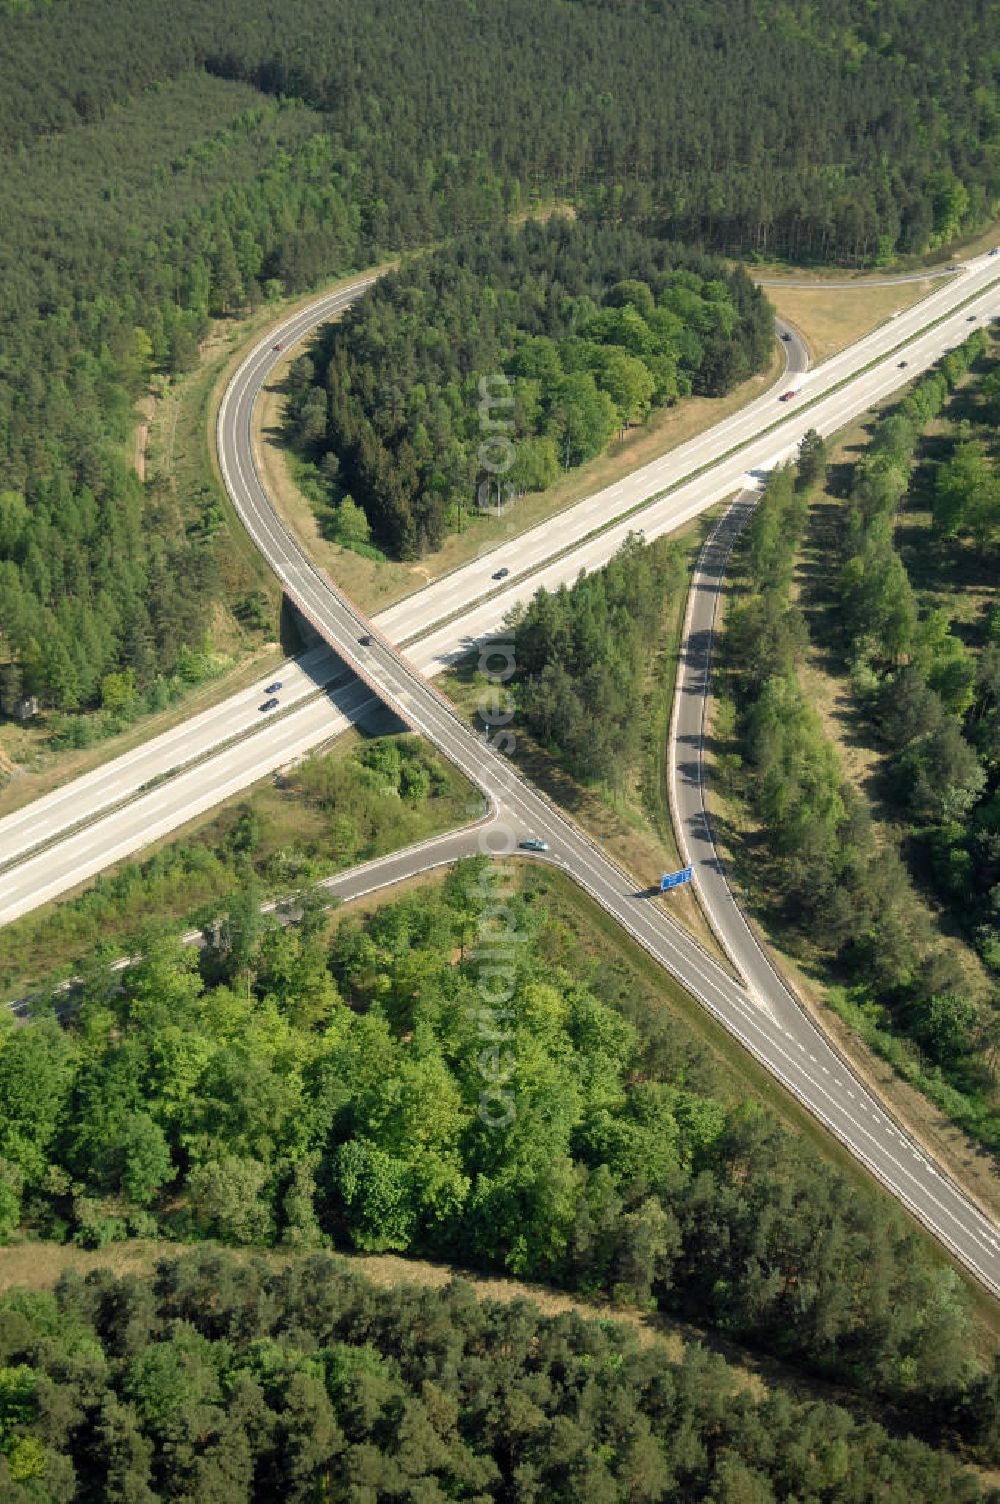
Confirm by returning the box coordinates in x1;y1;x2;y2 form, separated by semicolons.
0;0;997;716
0;78;349;719
836;340;999;984
0;1249;994;1502
288;221;771;555
2;0;997;261
2;4;1000;1488
0;735;474;997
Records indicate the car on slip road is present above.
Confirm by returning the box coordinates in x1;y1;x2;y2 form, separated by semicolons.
519;837;550;852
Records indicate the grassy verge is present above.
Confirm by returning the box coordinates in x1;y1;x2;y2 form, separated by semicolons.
8;852;1000;1384
343;858;1000;1361
0;731;475;1000
0;265;399;820
765;278;939;363
0;1234;766;1391
706;746;1000;1228
745;213;999;280
0;643;289;822
8;1230;1000;1488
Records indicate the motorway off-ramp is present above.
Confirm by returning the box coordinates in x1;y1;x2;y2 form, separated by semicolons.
0;293;800;920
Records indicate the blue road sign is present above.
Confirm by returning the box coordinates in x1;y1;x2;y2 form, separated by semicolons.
661;866;694;891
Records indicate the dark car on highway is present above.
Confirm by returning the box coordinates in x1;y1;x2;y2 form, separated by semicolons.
519;837;550;852
358;634;373;646
492;566;510;580
264;680;282;694
259;697;279;712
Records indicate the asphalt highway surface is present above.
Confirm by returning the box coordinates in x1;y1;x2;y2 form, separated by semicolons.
0;644;340;874
669;487;788;1004
6;820;491;1020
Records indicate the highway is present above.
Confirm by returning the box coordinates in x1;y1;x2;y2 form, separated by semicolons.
4;254;999;924
0;672;371;922
7;819;491;1020
0;286;800;921
5;250;1000;1290
378;259;997;655
210;251;1000;1296
0;644;341;873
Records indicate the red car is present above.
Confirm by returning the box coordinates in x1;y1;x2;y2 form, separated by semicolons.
779;390;795;402
273;341;284;351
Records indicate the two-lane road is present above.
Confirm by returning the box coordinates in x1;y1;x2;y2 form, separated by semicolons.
0;304;804;920
669;488;782;1000
4;250;1000;1292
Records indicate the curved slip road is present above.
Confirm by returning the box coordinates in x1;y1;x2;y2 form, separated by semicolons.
667;488;844;1008
2;252;1000;1290
3;255;1000;918
212;257;1000;1298
7;818;493;1020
